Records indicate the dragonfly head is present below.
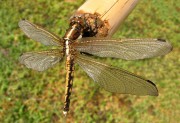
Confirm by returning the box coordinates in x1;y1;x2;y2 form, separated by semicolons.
70;13;109;38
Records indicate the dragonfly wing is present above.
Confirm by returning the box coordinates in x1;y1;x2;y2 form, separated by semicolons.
19;20;63;46
74;38;172;60
19;49;64;71
75;54;158;96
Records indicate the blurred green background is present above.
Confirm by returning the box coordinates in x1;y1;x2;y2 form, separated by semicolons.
0;0;179;123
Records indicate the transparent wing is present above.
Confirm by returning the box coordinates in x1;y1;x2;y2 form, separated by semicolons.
19;20;63;46
74;38;172;60
75;54;158;96
19;49;64;71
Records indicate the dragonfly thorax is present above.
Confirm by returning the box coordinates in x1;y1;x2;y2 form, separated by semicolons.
65;40;70;56
63;23;82;57
63;24;82;41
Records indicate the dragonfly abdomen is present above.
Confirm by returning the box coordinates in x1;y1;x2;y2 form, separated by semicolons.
63;55;75;115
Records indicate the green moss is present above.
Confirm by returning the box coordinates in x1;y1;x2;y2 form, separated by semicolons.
0;0;179;122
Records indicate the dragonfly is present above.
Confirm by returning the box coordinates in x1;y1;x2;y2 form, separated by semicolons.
18;15;172;115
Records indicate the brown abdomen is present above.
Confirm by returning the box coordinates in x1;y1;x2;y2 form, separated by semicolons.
63;56;74;115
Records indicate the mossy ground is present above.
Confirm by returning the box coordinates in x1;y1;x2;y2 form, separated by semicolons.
0;0;179;122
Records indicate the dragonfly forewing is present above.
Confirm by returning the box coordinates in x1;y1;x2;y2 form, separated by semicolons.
75;53;158;96
19;49;64;71
19;20;63;46
74;38;172;60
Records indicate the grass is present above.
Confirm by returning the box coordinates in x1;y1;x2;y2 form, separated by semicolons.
0;0;179;122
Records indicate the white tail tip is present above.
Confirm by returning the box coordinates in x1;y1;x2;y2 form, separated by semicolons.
63;111;68;116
